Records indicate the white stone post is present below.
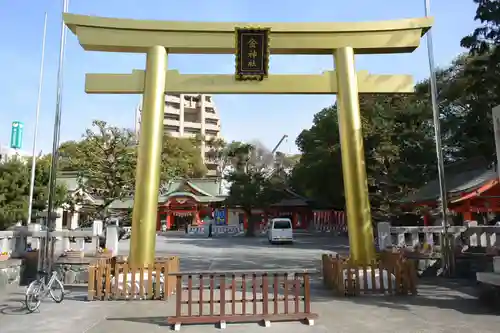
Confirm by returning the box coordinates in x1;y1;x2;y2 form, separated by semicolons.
376;222;392;250
105;225;119;257
70;210;80;230
28;223;42;250
76;238;85;251
93;220;103;236
55;207;64;231
62;236;71;252
0;234;10;254
91;220;103;253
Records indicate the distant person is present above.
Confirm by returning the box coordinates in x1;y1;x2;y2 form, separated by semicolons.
208;220;213;238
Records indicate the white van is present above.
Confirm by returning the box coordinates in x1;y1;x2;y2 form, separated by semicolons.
267;218;294;244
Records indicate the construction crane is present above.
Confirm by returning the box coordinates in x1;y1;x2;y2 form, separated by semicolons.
271;134;288;155
265;134;288;179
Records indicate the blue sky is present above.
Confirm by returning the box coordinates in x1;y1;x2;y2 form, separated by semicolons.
0;0;478;155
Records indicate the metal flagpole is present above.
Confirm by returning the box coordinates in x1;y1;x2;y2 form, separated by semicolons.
44;0;69;273
28;12;48;227
424;0;451;274
134;103;141;138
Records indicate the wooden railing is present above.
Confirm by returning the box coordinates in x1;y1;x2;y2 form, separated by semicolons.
166;269;318;330
87;256;180;300
322;254;418;296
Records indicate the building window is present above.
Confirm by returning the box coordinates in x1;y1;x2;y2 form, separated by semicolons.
164;125;179;132
166;101;180;109
206;129;218;136
185;127;201;134
205;107;215;113
205;119;218;125
205;96;212;102
184;113;199;123
164;113;180;121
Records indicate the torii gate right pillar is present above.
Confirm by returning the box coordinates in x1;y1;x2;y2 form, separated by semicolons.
335;47;375;264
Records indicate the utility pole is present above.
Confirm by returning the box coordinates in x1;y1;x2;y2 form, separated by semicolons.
424;0;451;275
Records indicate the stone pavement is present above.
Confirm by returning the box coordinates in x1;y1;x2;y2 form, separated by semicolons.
1;235;499;332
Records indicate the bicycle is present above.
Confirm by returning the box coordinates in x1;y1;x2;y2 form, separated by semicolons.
25;270;65;312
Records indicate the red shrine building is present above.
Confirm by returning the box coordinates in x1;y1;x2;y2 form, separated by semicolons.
401;158;500;225
156;179;226;230
108;178;346;232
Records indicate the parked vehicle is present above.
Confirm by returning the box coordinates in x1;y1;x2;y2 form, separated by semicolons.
267;218;294;244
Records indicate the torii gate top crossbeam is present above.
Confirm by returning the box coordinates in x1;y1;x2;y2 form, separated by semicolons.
64;13;433;55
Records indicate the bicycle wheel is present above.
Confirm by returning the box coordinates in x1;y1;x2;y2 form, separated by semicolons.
49;277;65;303
25;279;43;313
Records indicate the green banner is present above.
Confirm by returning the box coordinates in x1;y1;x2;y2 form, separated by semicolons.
10;121;24;149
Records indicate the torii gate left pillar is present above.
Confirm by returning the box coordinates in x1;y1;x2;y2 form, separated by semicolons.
129;45;167;266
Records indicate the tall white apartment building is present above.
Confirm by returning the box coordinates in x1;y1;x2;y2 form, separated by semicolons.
136;94;222;177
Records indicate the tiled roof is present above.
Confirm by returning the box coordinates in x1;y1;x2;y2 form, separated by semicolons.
57;176;224;209
108;178;225;209
161;178;220;197
270;198;309;207
401;158;497;204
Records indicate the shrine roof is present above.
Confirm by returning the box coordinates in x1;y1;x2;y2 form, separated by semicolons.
270;198;309;207
269;188;313;207
401;158;497;205
160;178;221;197
56;171;80;192
158;191;226;203
108;178;225;209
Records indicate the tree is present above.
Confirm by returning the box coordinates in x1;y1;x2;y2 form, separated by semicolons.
290;91;438;221
75;120;137;220
0;156;68;230
29;154;68;217
455;0;500;161
206;138;255;193
161;135;206;182
58;140;92;171
289;3;500;220
461;0;500;59
0;159;29;229
205;137;229;179
289;105;345;208
68;120;208;220
224;142;286;236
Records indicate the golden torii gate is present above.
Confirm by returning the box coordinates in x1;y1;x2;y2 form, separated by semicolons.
64;13;432;267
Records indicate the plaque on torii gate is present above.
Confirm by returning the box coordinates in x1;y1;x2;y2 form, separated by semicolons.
234;27;270;81
64;13;433;267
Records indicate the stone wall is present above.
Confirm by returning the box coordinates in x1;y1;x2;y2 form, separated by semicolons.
54;257;101;285
0;259;22;292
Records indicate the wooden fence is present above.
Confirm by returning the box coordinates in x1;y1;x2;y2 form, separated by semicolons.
87;256;180;300
322;253;418;296
166;269;318;330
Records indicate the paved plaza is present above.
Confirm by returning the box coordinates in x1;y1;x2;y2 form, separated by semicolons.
1;234;499;333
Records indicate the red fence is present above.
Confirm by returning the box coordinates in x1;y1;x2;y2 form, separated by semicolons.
313;210;346;232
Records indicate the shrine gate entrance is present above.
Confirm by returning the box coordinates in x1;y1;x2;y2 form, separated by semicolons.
64;13;433;266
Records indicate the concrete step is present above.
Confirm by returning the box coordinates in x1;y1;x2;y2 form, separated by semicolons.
477;272;500;286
